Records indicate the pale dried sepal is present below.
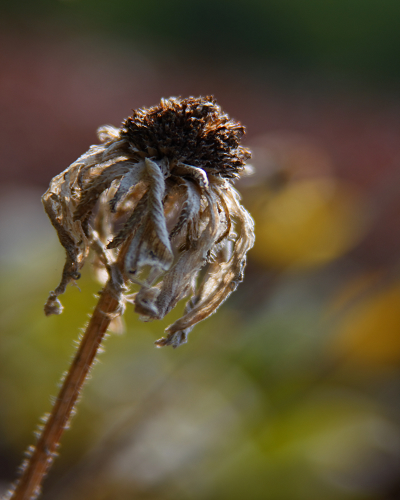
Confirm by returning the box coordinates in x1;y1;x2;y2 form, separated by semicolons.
42;165;90;315
136;197;218;321
41;130;133;314
107;190;148;250
97;125;120;143
124;158;173;273
156;184;255;347
73;159;133;226
109;160;146;212
169;178;202;239
173;163;210;190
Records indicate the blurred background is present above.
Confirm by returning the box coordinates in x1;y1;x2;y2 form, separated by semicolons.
2;1;400;499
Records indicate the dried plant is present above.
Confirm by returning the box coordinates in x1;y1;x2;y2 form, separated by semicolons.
5;96;254;500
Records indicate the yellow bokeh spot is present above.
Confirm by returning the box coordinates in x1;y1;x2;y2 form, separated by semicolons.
330;282;400;365
249;178;364;269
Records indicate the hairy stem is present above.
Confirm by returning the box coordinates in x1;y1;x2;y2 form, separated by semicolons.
6;281;121;500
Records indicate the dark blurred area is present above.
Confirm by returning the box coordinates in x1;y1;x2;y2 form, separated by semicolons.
2;1;400;499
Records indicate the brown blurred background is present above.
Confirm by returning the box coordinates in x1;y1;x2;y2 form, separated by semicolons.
2;1;400;499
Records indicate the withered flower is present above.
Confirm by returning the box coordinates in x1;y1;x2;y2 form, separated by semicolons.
43;96;255;347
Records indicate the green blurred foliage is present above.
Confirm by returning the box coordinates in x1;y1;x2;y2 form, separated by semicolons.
2;0;400;80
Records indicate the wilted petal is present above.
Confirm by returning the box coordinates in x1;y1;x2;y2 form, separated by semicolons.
149;197;219;325
123;158;173;274
109;160;146;212
158;185;254;344
173;163;209;190
73;160;134;228
169;178;202;239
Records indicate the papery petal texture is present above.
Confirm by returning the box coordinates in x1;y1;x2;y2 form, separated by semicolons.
42;96;255;346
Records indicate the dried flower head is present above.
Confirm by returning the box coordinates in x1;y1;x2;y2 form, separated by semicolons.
42;96;254;347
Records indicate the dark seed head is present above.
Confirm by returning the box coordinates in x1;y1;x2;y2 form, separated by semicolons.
121;96;251;178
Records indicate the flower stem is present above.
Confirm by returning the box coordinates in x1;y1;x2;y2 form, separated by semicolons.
7;281;121;500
